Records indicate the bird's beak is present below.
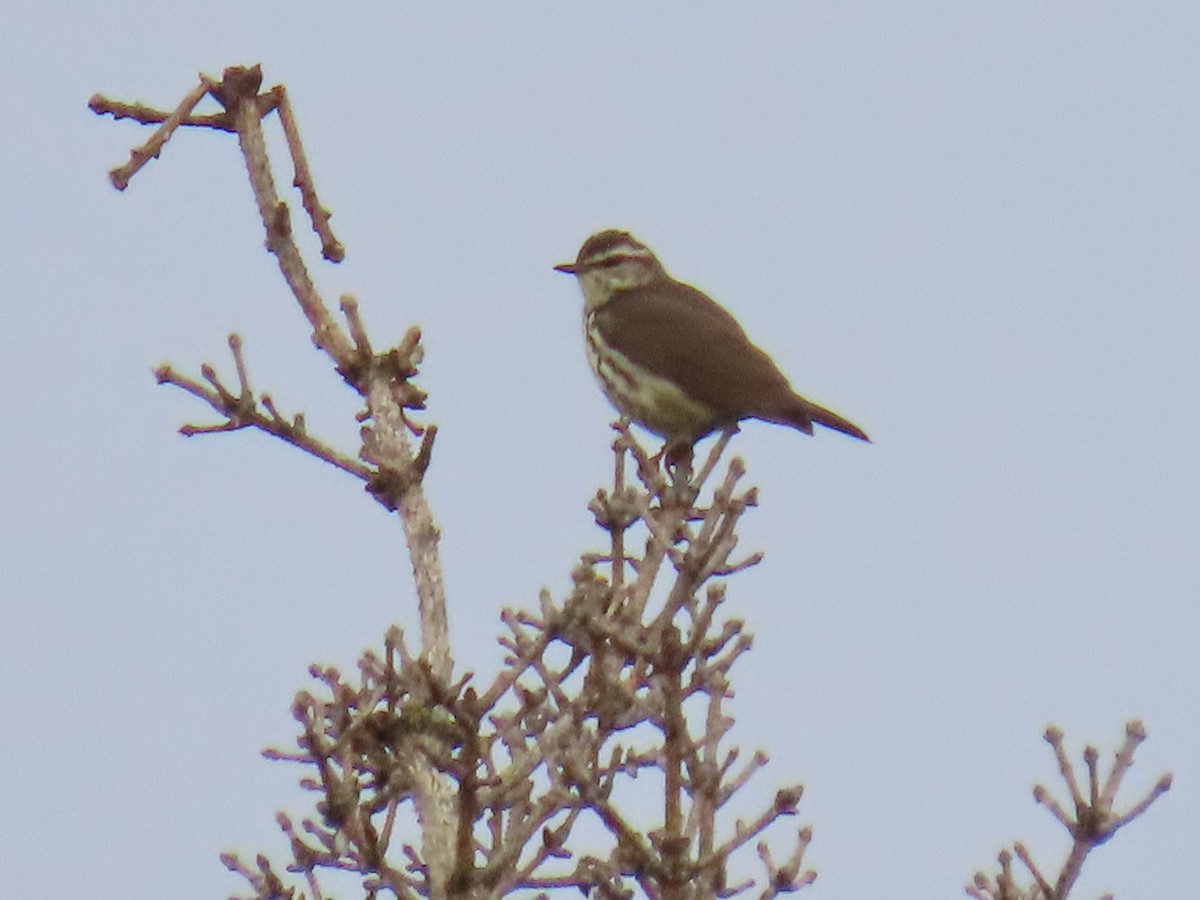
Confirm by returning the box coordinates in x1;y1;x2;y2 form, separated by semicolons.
553;262;577;275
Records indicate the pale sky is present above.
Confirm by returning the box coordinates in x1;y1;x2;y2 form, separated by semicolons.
2;3;1197;898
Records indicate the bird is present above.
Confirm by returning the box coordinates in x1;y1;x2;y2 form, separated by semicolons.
554;229;869;449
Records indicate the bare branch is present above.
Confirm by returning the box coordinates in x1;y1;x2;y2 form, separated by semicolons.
969;721;1172;899
92;77;216;189
97;65;456;893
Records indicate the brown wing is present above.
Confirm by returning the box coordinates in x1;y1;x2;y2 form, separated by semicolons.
593;283;800;425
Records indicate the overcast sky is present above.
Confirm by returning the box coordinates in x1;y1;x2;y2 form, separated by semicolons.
3;3;1197;898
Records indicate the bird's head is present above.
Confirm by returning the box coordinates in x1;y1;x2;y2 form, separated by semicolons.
555;230;667;310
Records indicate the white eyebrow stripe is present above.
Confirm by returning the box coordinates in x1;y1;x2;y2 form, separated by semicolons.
587;243;653;265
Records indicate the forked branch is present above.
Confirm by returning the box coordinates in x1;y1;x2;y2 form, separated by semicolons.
967;721;1172;900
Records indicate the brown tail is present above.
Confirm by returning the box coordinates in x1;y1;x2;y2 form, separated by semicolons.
757;393;871;442
808;402;870;442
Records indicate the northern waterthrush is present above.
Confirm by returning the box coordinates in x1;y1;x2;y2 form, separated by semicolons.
554;229;869;447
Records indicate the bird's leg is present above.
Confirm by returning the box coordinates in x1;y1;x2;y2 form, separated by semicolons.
661;442;698;509
662;440;694;472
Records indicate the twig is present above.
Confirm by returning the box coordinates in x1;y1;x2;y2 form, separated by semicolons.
93;78;215;189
